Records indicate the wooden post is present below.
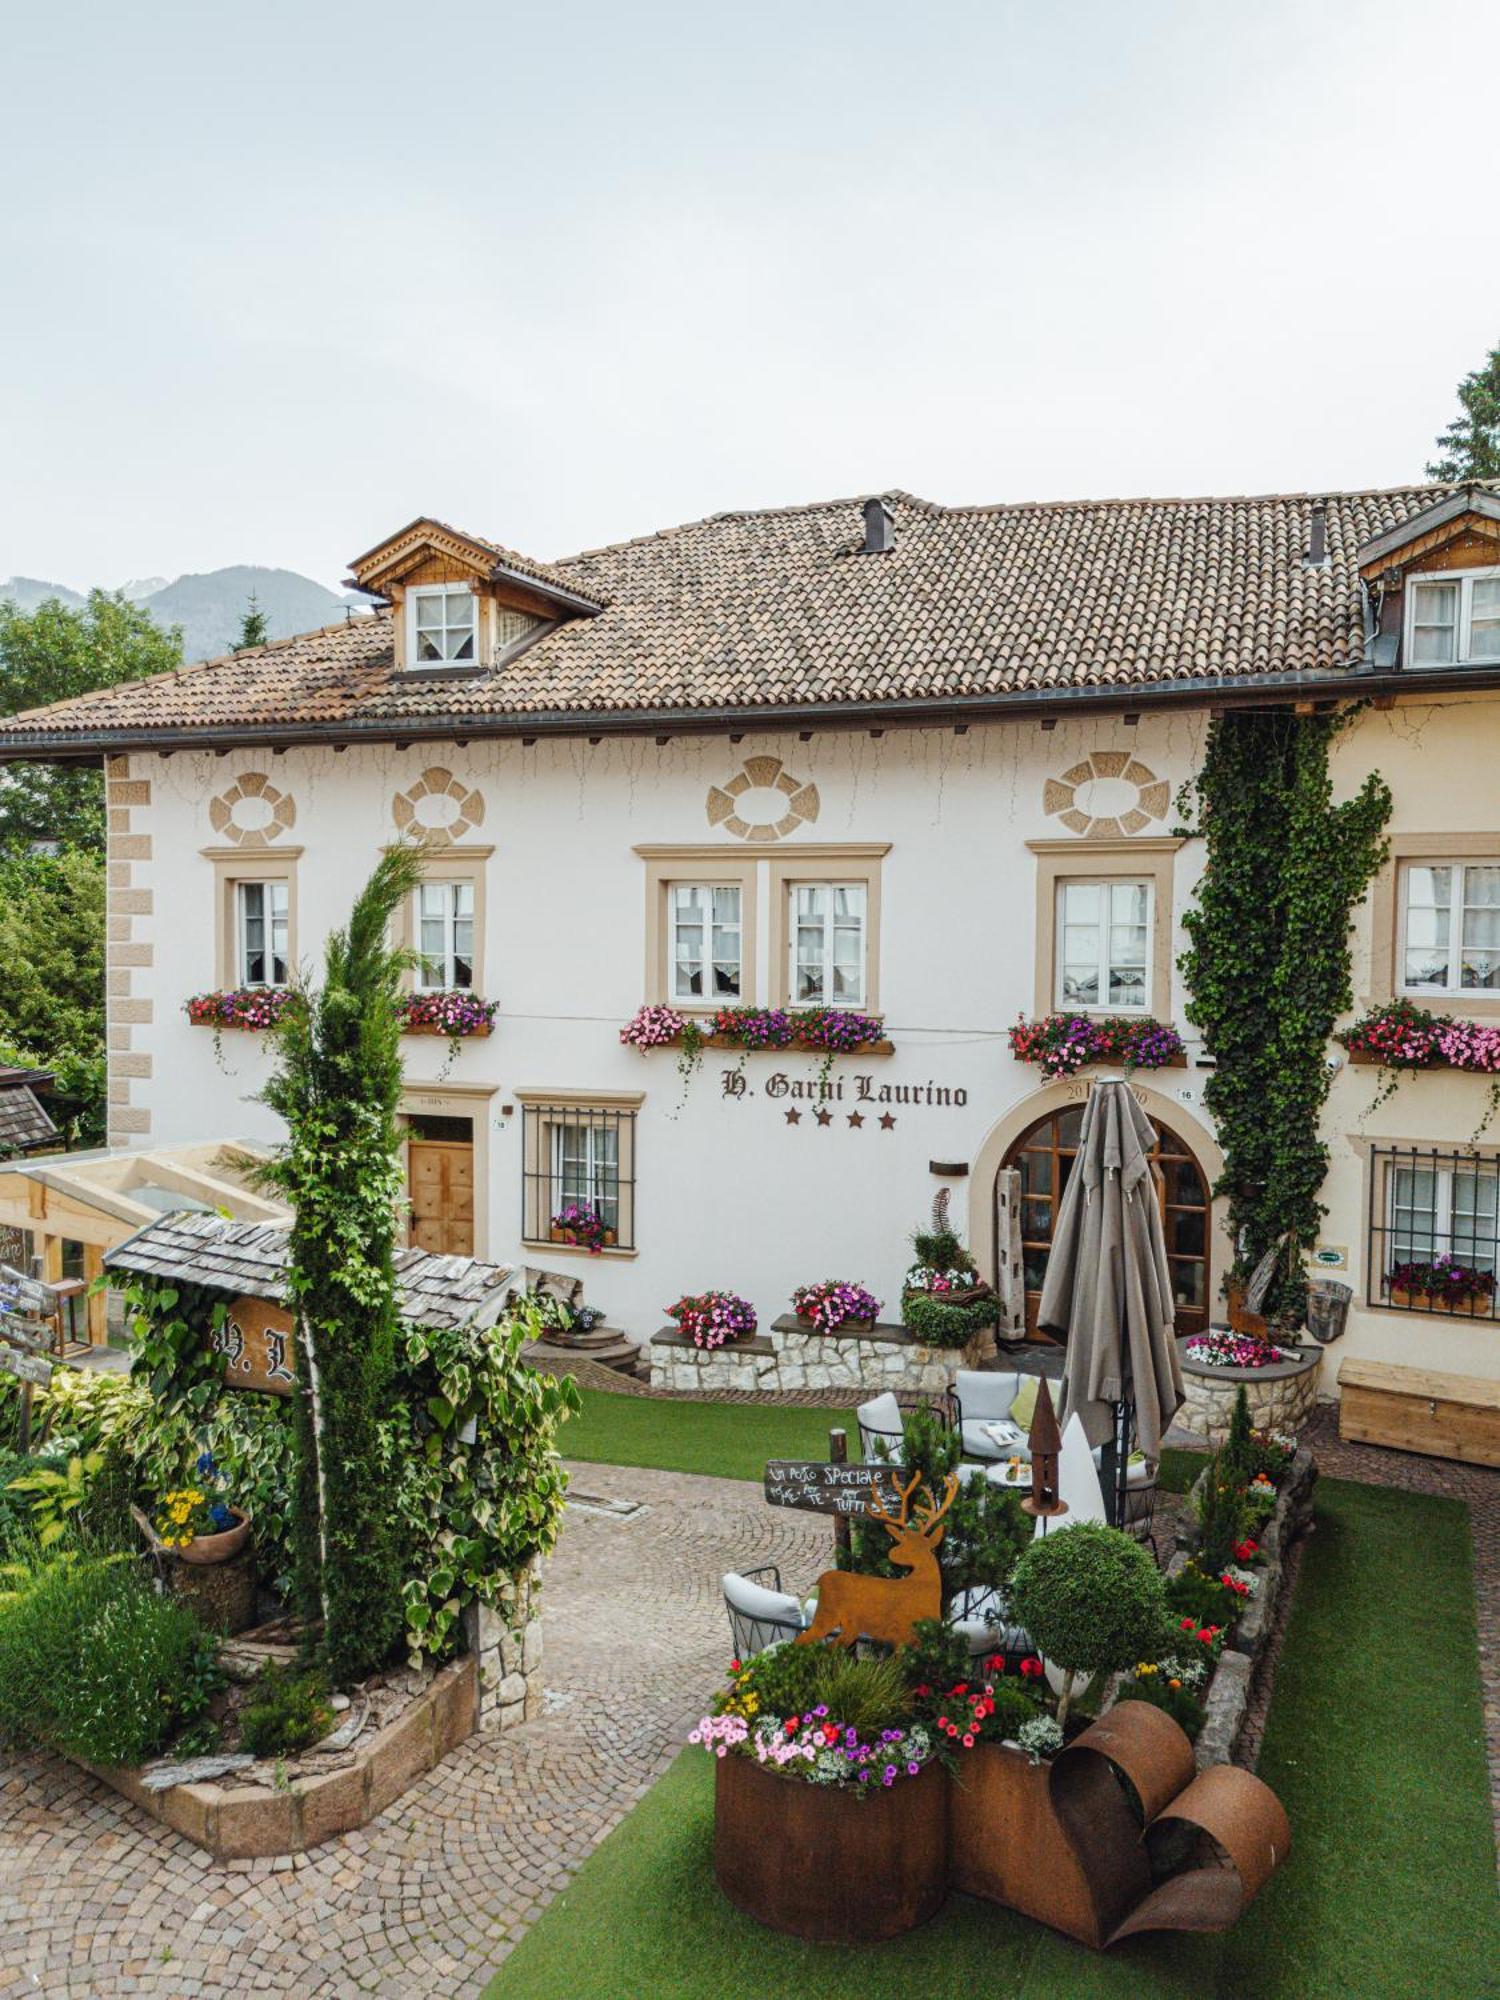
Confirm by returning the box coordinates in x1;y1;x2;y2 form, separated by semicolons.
829;1427;850;1568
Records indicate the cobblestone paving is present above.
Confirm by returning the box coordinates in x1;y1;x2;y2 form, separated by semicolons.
0;1463;829;1999
2;1396;1495;1994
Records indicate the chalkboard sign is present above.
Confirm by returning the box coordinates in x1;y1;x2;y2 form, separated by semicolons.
762;1460;900;1517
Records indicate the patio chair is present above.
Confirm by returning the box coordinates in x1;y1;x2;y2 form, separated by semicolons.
953;1370;1032;1462
721;1566;809;1657
947;1584;1033;1663
855;1391;905;1465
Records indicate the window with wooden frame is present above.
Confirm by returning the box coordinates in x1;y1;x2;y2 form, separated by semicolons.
667;883;744;1004
204;848;301;992
407;585;477;665
236;880;289;988
518;1092;642;1253
787;881;867;1008
1406;568;1500;668
1398;859;1500;996
1025;838;1179;1020
1056;877;1152;1012
415;879;476;990
1368;1145;1500;1320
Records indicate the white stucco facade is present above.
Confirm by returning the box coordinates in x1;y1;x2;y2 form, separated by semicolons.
100;687;1500;1405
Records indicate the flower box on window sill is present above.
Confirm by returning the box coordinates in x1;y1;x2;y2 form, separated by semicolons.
620;1004;891;1059
1385;1285;1492;1317
1341;1001;1500;1076
549;1224;617;1250
523;1238;638;1261
398;993;498;1039
185;989;299;1033
1007;1014;1186;1081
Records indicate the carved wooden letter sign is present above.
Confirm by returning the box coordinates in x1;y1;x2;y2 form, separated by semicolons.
214;1295;296;1396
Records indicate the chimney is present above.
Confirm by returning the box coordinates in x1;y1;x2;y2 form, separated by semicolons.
1305;498;1328;567
862;497;896;555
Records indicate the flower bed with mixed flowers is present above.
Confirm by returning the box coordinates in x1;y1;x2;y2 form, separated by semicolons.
185;987;301;1032
620;1003;888;1057
398;990;497;1037
1007;1014;1186;1081
790;1280;883;1332
1183;1329;1293;1370
666;1289;757;1349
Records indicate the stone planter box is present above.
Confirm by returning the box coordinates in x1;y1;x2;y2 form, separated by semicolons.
648;1316;990;1394
79;1567;544;1860
714;1752;948;1943
1165;1445;1317;1770
1176;1335;1321;1443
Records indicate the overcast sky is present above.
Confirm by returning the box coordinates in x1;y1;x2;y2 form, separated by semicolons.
3;0;1497;592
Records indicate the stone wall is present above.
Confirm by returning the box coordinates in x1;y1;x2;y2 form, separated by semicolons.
648;1316;993;1396
1177;1341;1320;1444
462;1560;543;1732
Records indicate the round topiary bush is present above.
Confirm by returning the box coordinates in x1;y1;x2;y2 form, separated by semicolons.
1009;1521;1167;1722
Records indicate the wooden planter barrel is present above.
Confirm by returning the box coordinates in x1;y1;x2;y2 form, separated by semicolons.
714;1752;948;1944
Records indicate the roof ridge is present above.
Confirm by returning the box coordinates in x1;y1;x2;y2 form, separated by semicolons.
549;478;1494;567
1;608;387;728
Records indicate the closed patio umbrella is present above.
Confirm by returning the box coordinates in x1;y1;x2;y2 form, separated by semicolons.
1037;1079;1184;1525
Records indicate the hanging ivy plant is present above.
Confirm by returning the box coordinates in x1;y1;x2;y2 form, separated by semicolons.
1178;710;1391;1322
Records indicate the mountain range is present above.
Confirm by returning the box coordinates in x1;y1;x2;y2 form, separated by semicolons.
0;566;361;664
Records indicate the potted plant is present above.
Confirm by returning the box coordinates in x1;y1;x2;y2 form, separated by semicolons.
398;991;497;1039
790;1280;882;1333
151;1454;251;1566
665;1291;756;1349
900;1194;998;1348
695;1645;948;1943
1384;1255;1496;1316
1008;1521;1167;1726
549;1202;614;1252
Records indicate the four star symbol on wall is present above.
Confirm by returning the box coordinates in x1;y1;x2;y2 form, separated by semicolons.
780;1104;897;1129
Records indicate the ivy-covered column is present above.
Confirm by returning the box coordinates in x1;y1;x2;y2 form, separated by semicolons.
1180;710;1390;1322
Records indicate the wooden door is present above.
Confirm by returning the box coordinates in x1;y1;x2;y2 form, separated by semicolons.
408;1139;475;1256
1001;1105;1211;1341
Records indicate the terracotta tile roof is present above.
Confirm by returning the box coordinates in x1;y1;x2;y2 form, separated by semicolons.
2;482;1492;747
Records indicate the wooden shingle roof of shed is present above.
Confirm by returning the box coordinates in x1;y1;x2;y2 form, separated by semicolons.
103;1212;516;1330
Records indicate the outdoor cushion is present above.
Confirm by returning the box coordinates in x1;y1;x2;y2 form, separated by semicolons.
722;1572;806;1626
955;1371;1027;1460
1009;1376;1041;1432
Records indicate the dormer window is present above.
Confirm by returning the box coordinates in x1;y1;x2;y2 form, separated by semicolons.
410;586;477;665
1407;569;1500;667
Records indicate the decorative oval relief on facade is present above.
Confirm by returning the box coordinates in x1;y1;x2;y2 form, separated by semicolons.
1043;751;1170;838
705;756;820;841
392;766;486;845
208;772;297;848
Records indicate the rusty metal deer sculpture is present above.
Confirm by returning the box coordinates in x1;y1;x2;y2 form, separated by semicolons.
797;1471;958;1651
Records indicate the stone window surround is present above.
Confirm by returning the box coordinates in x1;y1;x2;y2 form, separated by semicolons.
202;846;302;992
515;1086;644;1261
398;1078;499;1262
388;845;495;996
1368;832;1500;1021
634;843;889;1015
1025;837;1181;1020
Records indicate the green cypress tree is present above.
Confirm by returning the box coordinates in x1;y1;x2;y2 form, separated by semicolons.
258;844;424;1683
1221;1383;1255;1488
235;592;270;651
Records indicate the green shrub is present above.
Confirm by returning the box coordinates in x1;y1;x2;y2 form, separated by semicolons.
1194;1460;1248;1573
852;1404;1028;1611
899;1617;972;1693
1220;1386;1255;1487
1010;1522;1167;1723
899;1291;996;1347
1115;1675;1206;1740
982;1678;1043;1741
720;1638;830;1720
1164;1560;1242;1635
807;1651;911;1733
237;1662;333;1758
0;1553;220;1766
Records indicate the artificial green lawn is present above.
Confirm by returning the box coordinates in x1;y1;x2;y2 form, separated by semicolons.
489;1475;1498;1999
561;1385;1205;1492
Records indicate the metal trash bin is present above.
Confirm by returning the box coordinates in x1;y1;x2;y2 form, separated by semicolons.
1305;1278;1352;1344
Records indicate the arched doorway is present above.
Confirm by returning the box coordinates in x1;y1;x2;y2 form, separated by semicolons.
1002;1103;1211;1341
